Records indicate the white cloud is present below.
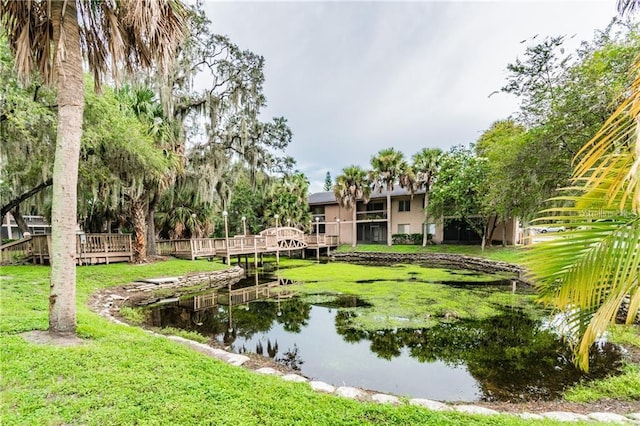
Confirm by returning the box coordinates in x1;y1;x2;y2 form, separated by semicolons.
203;0;618;193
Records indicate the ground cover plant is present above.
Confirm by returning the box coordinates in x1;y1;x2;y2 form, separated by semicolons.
276;261;532;331
2;259;561;425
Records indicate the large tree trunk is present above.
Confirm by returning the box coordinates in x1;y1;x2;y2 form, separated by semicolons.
386;187;392;246
486;214;499;248
131;199;147;263
11;205;30;236
49;1;84;335
145;191;159;257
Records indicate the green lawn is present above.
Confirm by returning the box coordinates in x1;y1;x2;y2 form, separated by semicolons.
335;243;526;263
1;259;559;425
0;255;635;425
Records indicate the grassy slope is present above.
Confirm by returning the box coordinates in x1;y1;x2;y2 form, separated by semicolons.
1;259;545;426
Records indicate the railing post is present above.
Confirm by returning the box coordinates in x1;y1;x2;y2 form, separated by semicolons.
254;237;258;268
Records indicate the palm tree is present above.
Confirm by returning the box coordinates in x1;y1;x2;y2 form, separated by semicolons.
412;148;443;246
0;1;187;335
369;148;411;246
527;0;640;371
333;166;371;248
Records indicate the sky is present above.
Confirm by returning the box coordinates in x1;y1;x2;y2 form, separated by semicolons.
203;1;618;193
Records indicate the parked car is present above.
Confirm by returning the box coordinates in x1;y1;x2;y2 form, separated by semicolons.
537;225;566;233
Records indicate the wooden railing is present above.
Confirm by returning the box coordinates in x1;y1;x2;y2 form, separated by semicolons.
259;226;305;241
0;236;34;264
1;233;132;265
155;228;339;261
156;238;217;260
305;234;338;246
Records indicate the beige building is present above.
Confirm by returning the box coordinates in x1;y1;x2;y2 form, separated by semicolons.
308;188;519;246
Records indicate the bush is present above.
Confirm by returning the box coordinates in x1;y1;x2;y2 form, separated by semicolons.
391;233;428;244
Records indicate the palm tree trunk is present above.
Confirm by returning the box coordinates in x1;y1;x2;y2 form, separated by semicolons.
49;1;84;335
386;187;392;246
131;200;147;263
422;192;430;247
351;208;357;248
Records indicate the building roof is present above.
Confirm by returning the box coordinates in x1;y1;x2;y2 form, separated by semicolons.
308;186;426;205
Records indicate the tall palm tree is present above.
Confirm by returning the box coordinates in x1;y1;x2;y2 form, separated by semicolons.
333;166;371;248
412;148;443;246
0;1;187;335
527;0;640;371
370;148;411;246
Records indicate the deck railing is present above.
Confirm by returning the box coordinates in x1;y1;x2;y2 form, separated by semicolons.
0;236;33;264
155;227;339;261
1;233;131;265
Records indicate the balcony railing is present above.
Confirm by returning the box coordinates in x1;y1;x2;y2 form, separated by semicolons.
356;210;387;220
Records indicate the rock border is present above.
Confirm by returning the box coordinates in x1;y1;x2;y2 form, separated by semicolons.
331;252;528;280
91;265;640;424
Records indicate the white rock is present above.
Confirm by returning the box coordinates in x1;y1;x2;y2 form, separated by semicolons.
309;381;335;393
335;386;367;400
371;394;400;405
224;353;249;366
587;412;631;423
454;405;499;416
142;277;179;284
541;411;590;422
255;367;282;376
409;398;451;411
517;413;544;420
282;373;307;383
209;348;232;358
627;413;640;421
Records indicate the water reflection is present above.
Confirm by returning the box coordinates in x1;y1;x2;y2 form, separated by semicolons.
140;273;624;402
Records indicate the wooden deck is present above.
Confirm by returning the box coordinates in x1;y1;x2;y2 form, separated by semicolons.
0;234;133;265
156;227;339;261
1;226;338;266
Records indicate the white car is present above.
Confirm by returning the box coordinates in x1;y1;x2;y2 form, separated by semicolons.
537;226;566;233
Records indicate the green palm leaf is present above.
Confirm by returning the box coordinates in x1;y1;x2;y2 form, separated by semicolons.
527;57;640;371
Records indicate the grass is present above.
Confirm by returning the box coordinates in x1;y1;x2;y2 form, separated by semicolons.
563;325;640;402
1;259;554;425
335;243;527;263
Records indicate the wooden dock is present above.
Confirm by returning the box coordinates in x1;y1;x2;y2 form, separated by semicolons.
0;233;133;265
1;226;338;266
156;226;339;261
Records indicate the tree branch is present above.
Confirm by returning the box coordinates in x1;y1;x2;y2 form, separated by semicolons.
1;178;53;219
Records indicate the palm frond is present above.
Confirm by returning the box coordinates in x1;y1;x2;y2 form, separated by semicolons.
527;55;640;371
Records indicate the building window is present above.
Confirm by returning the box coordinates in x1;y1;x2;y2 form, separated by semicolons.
366;202;384;212
398;200;411;212
397;224;410;234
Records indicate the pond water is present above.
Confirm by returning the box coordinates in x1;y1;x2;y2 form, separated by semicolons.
139;269;624;402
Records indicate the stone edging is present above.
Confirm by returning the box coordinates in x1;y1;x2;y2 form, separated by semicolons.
91;266;640;424
331;252;527;280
